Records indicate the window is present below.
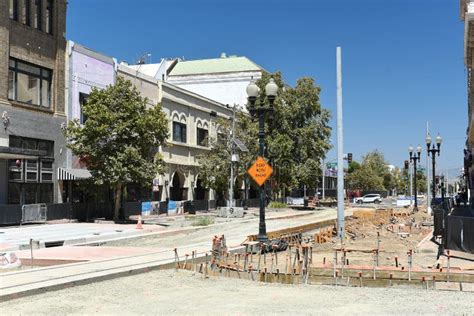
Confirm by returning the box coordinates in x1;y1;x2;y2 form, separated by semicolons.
45;0;52;34
79;92;89;124
8;58;52;108
33;0;41;30
9;0;19;21
10;135;54;157
173;122;187;143
22;0;30;25
197;128;208;146
8;136;55;204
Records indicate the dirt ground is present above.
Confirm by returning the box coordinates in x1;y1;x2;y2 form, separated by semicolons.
1;269;471;315
304;207;439;270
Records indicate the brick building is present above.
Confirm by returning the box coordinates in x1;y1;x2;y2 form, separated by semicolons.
0;0;67;205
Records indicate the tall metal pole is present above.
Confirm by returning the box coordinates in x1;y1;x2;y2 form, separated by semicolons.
322;159;326;200
336;47;345;239
426;122;431;213
413;159;418;210
229;105;236;208
257;99;267;241
409;161;413;206
431;152;436;202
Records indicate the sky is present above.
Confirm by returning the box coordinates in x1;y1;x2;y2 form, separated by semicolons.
67;0;467;176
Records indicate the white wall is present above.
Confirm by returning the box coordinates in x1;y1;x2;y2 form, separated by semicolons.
168;71;262;108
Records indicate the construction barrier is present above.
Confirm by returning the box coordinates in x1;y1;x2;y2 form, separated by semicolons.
21;204;47;224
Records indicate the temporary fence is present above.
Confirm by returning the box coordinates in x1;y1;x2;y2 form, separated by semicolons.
21;204;47;224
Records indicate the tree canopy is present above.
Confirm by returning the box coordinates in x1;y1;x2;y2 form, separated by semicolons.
64;77;169;220
197;72;332;199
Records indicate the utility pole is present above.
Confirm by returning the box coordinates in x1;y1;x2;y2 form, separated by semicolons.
336;47;345;239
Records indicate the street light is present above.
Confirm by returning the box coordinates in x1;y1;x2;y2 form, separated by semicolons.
409;144;422;212
247;78;278;241
426;133;442;205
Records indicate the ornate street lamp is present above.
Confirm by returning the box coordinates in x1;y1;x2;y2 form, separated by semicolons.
426;133;442;205
409;144;422;212
246;78;278;241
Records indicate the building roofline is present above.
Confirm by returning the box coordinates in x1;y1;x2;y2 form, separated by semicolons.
69;41;115;65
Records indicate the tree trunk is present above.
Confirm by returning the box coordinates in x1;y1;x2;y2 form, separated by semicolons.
114;182;122;222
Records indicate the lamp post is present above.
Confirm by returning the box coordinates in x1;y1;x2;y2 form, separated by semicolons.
409;145;422;212
246;78;278;241
426;134;442;205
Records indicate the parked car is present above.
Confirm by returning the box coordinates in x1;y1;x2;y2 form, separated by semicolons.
354;194;382;204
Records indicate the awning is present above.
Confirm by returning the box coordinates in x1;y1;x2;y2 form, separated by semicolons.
58;167;92;180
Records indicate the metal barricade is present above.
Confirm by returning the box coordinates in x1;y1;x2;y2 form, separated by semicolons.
21;203;47;224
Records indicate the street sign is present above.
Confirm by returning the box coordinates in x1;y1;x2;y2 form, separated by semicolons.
248;156;273;186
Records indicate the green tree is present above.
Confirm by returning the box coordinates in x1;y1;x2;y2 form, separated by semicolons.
348;161;361;174
197;72;332;199
64;77;169;220
346;150;390;191
197;114;256;197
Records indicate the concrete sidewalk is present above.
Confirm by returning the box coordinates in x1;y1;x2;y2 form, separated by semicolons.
0;208;347;301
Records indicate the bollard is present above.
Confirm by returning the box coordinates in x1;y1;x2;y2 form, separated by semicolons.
358;272;363;287
323;257;326;265
389;273;393;287
335;270;339;286
432;276;436;290
422;276;427;290
395;256;399;268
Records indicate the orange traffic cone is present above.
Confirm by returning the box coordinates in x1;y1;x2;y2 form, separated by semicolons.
136;215;143;229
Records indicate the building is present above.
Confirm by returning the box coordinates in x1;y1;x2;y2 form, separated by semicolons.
118;64;234;202
61;41;117;203
0;0;67;205
62;44;233;204
461;0;474;202
129;53;265;108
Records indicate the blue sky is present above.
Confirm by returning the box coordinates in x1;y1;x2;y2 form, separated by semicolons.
67;0;466;175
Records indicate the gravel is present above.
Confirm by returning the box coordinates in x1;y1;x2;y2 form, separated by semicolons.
1;269;472;315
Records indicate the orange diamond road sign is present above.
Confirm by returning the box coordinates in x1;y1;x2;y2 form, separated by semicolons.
248;156;273;187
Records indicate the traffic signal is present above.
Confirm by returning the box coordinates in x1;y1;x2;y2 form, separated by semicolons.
404;160;409;170
347;153;352;164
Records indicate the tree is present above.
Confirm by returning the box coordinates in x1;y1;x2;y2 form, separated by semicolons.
197;72;332;200
64;77;169;220
346;150;390;191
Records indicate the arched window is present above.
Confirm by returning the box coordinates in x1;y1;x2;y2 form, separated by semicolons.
172;112;187;143
196;119;209;147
